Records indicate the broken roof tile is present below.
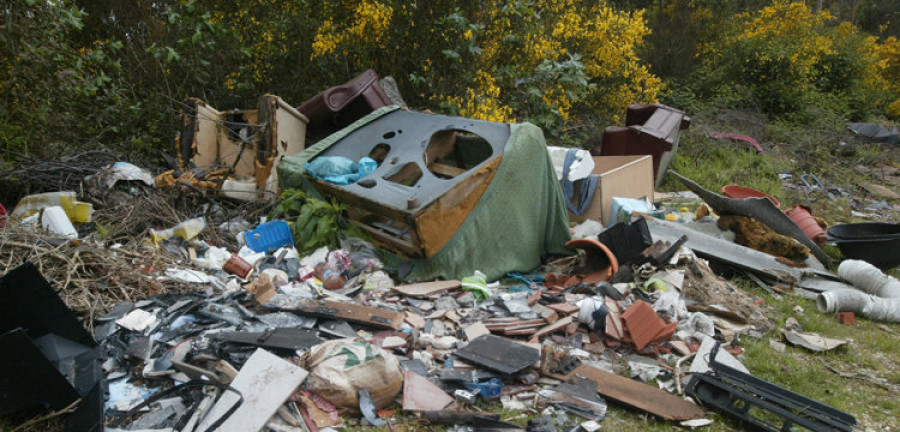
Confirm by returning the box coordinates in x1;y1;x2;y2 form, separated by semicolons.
621;300;668;351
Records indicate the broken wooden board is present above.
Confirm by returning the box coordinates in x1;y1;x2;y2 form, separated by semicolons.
532;316;573;339
547;303;580;315
214;328;323;350
196;348;308;432
485;318;545;331
392;280;461;298
402;370;454;411
670;171;834;268
564;364;705;421
503;327;539;336
455;334;540;376
266;298;404;330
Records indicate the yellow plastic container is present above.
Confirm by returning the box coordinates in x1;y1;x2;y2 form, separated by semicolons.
12;191;93;223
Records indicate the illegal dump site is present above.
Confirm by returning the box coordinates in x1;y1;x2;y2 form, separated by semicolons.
1;71;899;432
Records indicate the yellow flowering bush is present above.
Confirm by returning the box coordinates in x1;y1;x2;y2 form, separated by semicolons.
312;0;393;59
307;0;661;137
698;0;899;118
875;37;900;118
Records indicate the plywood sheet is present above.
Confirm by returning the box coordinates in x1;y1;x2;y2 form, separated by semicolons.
564;364;704;421
392;280;460;298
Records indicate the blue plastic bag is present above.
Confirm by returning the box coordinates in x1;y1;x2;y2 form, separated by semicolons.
463;378;503;399
306;156;377;185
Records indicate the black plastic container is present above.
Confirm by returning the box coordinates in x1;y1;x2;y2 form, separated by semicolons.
826;223;900;270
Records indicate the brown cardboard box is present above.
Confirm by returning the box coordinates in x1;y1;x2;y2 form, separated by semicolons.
568;155;654;225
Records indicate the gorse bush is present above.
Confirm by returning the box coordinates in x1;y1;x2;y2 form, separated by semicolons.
2;0;900;168
695;0;900;121
308;0;663;136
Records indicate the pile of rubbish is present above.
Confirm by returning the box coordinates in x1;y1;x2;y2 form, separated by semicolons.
1;70;897;432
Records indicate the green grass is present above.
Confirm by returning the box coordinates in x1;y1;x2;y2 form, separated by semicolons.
732;278;900;430
663;131;792;198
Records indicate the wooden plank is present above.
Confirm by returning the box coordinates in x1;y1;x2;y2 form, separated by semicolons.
314;180;412;221
564;364;705;421
351;220;423;258
392;280;461;298
414;156;501;256
273;299;405;330
261;95;308;193
484;317;520;324
503;327;539;336
486;319;545;331
547;303;579;315
532;316;573;339
501;320;547;331
197;348;308;432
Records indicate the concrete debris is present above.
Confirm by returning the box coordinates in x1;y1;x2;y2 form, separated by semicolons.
782;329;848;352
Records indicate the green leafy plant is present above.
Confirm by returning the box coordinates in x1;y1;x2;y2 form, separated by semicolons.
271;189;366;254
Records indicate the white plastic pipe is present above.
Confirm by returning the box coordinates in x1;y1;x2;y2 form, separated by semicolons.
817;289;900;323
838;260;900;298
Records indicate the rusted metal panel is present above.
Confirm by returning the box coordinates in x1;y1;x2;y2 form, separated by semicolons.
532;316;573;339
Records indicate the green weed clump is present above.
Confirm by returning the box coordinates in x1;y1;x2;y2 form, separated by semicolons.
271;189;366;254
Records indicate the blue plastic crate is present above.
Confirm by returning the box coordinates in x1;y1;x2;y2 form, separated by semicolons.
244;220;294;253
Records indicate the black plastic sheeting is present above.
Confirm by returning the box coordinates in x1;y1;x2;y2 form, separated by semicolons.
0;262;104;432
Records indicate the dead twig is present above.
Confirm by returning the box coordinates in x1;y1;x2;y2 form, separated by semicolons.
0;221;186;330
10;399;81;432
817;358;898;392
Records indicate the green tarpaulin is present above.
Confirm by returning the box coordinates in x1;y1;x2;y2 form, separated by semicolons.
278;107;572;282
